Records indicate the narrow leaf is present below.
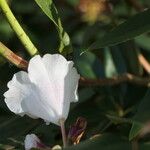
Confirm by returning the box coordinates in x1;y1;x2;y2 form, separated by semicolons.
65;134;131;150
34;0;72;54
82;9;150;53
129;89;150;140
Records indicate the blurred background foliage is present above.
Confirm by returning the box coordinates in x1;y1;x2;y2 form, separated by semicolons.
0;0;150;149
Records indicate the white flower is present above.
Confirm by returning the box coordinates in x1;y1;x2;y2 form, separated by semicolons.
4;54;80;125
24;134;46;150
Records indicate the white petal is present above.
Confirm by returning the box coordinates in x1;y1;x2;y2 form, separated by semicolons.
65;67;80;102
28;54;80;122
21;85;59;125
4;71;58;123
4;71;30;115
4;54;80;126
24;134;40;150
61;65;80;119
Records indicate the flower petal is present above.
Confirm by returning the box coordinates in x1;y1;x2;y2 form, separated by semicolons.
25;134;39;150
65;66;80;102
4;71;30;115
28;54;80;121
4;70;58;123
4;54;80;126
61;64;80;119
24;134;47;150
21;85;59;125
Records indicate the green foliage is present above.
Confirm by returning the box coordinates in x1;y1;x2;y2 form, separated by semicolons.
0;0;150;150
135;34;150;51
34;0;72;54
82;9;150;53
65;134;131;150
65;134;150;150
75;51;104;78
129;89;150;140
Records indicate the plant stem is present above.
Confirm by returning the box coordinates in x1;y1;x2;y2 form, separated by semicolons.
59;118;67;148
0;0;39;56
80;74;150;87
132;139;139;150
0;42;28;69
138;53;150;74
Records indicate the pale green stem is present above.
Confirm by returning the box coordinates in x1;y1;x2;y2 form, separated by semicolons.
0;42;28;69
59;118;67;148
0;0;39;56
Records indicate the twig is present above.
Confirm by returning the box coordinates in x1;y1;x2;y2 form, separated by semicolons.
80;74;150;87
1;46;150;87
0;42;28;69
138;54;150;74
132;139;139;150
0;0;39;56
139;121;150;138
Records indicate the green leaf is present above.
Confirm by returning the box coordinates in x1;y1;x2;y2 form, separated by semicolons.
135;34;150;51
119;42;142;75
65;134;131;150
129;123;142;141
0;115;39;149
106;114;132;124
82;9;150;53
75;51;104;78
34;0;56;25
0;116;38;139
34;0;72;54
103;48;118;77
109;46;127;74
65;133;150;150
129;89;150;140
